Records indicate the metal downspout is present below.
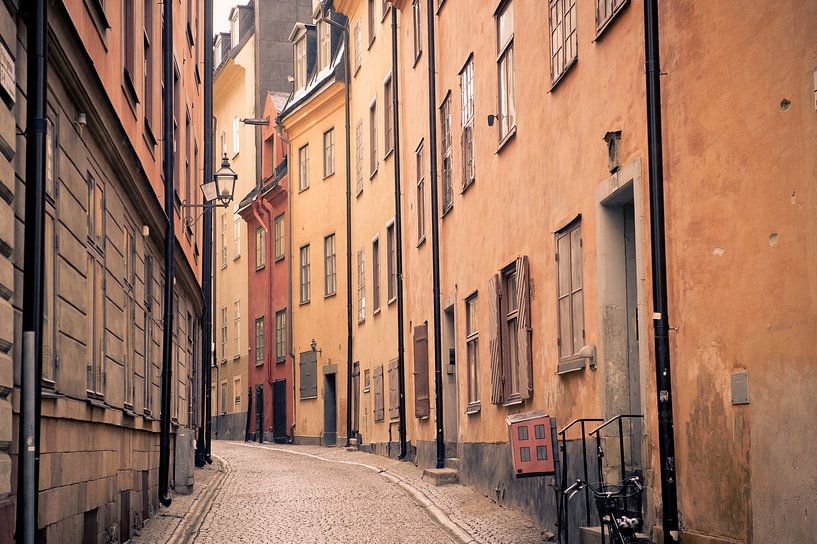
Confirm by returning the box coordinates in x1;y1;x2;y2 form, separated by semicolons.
17;0;47;540
391;6;408;460
424;0;445;470
644;0;679;540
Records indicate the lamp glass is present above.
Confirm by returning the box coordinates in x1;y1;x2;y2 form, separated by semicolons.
201;181;218;202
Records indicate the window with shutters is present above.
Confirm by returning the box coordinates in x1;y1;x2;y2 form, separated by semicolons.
220;306;227;362
416;141;425;243
413;324;430;418
465;293;480;410
300;245;311;304
496;0;516;143
556;221;585;369
323;128;335;177
274;214;285;260
299;144;309;191
502;264;521;400
386;223;396;302
275;309;286;362
353;20;362;73
357;249;366;322
388;359;399;420
460;56;475;189
355;119;364;195
595;0;628;35
300;350;318;399
363;368;370;393
384;77;393;155
412;0;422;63
373;365;385;422
255;226;266;269
440;94;453;212
369;101;378;177
549;0;577;86
324;234;336;296
254;316;265;366
372;237;381;313
368;0;376;46
233;300;241;358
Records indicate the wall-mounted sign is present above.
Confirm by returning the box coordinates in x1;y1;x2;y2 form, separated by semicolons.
0;40;14;105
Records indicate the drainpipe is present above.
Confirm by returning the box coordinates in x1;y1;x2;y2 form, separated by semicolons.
17;0;47;540
196;0;214;469
424;0;445;470
390;6;408;460
158;0;175;508
643;0;679;540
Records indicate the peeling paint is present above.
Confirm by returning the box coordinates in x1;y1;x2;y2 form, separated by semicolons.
712;247;725;257
768;233;778;246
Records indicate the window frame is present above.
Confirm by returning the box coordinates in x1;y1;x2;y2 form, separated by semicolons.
386;222;397;303
233;214;241;259
255;226;266;270
357;249;366;323
323;128;335;178
369;99;378;178
459;55;475;189
415;140;425;244
232;116;240;157
384;76;394;156
300;244;311;304
465;292;480;411
412;0;422;64
496;0;517;145
298;144;310;192
595;0;629;37
275;309;287;362
324;234;337;297
254;316;265;366
556;219;586;371
220;305;228;363
294;35;307;90
372;236;381;313
440;93;453;213
274;213;285;261
233;299;241;359
548;0;578;88
500;263;521;402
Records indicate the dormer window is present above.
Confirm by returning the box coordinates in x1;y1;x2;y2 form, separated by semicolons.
214;35;223;66
318;20;331;70
231;11;239;46
294;36;307;89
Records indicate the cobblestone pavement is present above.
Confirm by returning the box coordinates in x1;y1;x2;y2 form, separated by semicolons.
135;440;546;543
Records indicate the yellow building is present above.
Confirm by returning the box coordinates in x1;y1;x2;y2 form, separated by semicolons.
211;6;256;439
280;11;350;446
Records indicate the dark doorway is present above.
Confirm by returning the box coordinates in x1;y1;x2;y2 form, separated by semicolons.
323;372;337;446
272;379;288;443
351;361;360;437
255;384;264;443
442;305;459;449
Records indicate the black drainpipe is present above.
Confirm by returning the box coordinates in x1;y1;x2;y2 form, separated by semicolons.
196;0;214;469
391;6;408;460
424;0;445;470
17;0;47;540
644;0;679;540
158;0;175;508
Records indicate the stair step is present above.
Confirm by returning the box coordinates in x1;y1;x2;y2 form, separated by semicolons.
444;457;460;470
421;467;459;486
579;526;651;544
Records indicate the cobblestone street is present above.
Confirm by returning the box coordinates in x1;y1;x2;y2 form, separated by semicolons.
134;441;544;544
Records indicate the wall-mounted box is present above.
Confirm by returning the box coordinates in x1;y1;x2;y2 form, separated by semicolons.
506;410;556;478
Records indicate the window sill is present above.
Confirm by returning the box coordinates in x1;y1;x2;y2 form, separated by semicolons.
383;148;394;161
41;389;63;400
441;202;453;218
412;51;422;69
234;253;241;262
549;57;578;93
593;0;630;42
387;297;396;306
233;354;241;361
557;357;587;375
274;255;285;263
373;307;381;316
368;36;376;51
300;299;311;306
356;187;364;199
300;395;318;401
255;361;264;367
461;178;475;195
363;387;370;394
357;317;366;325
502;397;524;407
256;264;266;271
466;402;481;415
298;186;310;194
325;291;337;299
496;125;517;154
85;397;108;409
416;235;426;248
323;171;335;180
369;167;378;180
276;357;286;364
436;0;447;14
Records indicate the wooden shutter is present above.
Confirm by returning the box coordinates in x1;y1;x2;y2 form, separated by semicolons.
388;359;399;420
373;365;385;421
488;274;504;404
516;255;533;400
299;350;317;399
413;324;430;418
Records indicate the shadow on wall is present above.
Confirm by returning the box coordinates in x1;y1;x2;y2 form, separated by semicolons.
212;411;248;441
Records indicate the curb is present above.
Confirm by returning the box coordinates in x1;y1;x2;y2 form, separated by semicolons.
229;441;477;544
166;454;230;544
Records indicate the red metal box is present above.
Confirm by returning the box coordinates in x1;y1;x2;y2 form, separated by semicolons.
506;410;556;478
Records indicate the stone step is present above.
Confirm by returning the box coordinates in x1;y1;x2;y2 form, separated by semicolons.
421;467;459;486
579;526;651;544
444;457;460;470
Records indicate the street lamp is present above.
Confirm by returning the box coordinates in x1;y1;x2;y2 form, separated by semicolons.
199;152;238;207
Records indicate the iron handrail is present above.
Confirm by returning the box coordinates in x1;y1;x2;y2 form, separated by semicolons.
558;418;603;542
588;414;644;437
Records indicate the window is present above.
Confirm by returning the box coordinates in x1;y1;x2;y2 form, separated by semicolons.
87;255;105;397
549;0;577;84
460;57;475;188
357;249;366;322
382;0;390;19
43;213;55;386
294;36;306;89
466;294;479;407
387;223;397;302
231;11;239;45
299;144;309;191
596;0;628;33
556;221;584;364
274;214;285;260
353;20;362;72
324;234;336;296
318;19;331;70
233;300;241;358
372;238;381;312
440;95;453;212
373;365;384;421
388;359;399;420
412;0;422;62
502;265;520;399
233;376;242;408
364;368;371;392
369;101;378;176
416;141;425;242
300;245;311;304
124;228;136;406
234;215;241;259
255;226;266;269
413;324;430;418
368;0;376;45
220;213;227;268
144;255;154;413
384;77;393;154
144;2;154;129
275;310;286;362
88;178;105;249
323;128;335;177
122;0;138;107
220;306;227;361
496;0;516;141
232;116;240;156
254;317;265;365
355;119;364;194
220;381;227;414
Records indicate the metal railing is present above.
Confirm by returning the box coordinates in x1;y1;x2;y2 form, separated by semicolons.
588;414;644;485
558;417;604;541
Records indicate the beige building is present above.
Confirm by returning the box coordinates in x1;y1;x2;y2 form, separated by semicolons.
280;11;350;446
210;5;257;440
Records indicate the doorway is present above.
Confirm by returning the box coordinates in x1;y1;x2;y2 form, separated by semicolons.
323;372;337;446
442;305;459;450
351;362;360;439
272;379;288;443
254;384;264;443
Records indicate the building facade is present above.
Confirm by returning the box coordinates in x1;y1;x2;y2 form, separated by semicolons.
2;0;206;541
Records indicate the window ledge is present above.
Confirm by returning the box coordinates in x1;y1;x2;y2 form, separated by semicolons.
369;167;378;180
496;125;517;154
233;253;241;261
233;354;241;361
466;402;481;415
502;397;524;407
41;389;64;400
324;291;337;299
86;397;108;409
417;235;426;248
557;357;587;375
276;357;286;364
298;186;310;194
593;0;630;42
460;178;475;195
323;171;336;180
441;202;453;218
412;51;423;69
387;297;396;306
383;148;394;161
274;255;285;263
417;415;430;421
300;299;311;306
373;307;381;316
300;395;318;401
255;361;264;367
549;57;578;93
256;264;266;271
363;387;371;394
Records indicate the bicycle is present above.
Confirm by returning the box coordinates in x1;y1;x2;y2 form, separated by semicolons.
564;475;653;544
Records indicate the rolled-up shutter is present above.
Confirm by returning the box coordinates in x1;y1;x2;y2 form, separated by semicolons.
373;365;385;421
413;324;430;418
516;255;533;400
388;359;399;420
488;274;504;404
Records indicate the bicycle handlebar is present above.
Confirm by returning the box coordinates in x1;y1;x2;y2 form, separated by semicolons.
563;476;643;499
